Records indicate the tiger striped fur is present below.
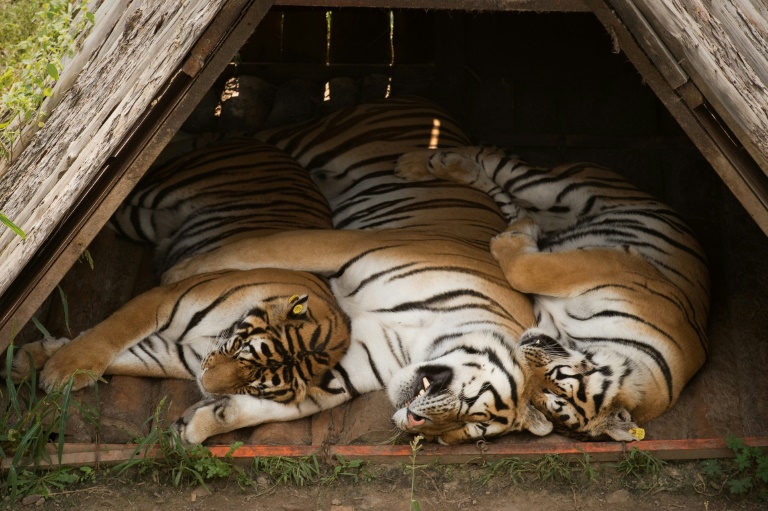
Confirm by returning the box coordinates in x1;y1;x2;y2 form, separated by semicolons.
14;140;351;408
394;145;710;441
163;98;548;445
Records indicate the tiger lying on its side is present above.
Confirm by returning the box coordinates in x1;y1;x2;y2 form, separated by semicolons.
394;146;710;441
162;97;548;445
13;140;350;406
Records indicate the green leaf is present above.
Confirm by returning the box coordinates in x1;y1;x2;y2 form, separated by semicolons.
735;451;753;471
699;459;722;478
56;285;71;336
726;434;745;452
727;477;752;495
0;212;26;239
32;317;51;338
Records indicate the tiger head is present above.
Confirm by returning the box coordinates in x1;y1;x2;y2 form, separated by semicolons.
518;329;640;442
199;294;350;404
387;332;553;444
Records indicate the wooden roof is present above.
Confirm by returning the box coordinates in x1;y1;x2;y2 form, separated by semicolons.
1;0;767;350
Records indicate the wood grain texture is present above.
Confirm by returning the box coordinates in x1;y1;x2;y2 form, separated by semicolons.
627;0;768;172
0;0;229;304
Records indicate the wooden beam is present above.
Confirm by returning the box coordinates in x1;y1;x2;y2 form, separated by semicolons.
588;0;768;237
4;437;767;470
274;0;590;11
0;0;275;353
629;0;768;174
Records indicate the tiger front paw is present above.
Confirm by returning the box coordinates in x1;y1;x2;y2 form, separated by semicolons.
39;342;109;393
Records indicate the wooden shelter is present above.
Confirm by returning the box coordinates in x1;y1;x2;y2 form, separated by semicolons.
1;0;767;461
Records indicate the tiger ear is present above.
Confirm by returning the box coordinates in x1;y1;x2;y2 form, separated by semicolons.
287;294;309;319
522;403;553;436
602;407;640;442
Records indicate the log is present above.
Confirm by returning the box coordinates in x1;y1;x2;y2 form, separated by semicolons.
627;0;768;173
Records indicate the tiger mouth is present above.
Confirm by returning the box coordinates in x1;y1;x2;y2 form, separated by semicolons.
403;376;432;408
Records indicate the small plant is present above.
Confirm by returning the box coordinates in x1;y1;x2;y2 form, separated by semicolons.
615;447;665;489
252;455;321;486
321;454;374;484
113;400;242;488
482;452;597;488
697;436;768;499
481;456;531;485
407;434;424;511
534;454;574;484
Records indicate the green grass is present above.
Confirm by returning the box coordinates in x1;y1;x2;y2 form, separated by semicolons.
1;343;101;507
0;0;94;160
696;435;768;499
3;336;766;507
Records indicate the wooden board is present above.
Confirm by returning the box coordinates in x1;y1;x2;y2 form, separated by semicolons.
274;0;590;10
0;0;275;353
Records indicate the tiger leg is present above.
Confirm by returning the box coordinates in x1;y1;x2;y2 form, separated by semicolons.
491;220;653;297
162;229;387;284
395;148;523;222
35;284;187;392
173;390;351;445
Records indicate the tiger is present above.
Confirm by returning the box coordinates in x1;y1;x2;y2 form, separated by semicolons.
161;97;550;445
12;139;351;406
393;145;710;441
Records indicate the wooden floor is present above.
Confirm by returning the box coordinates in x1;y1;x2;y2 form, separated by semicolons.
8;11;768;459
10;136;768;455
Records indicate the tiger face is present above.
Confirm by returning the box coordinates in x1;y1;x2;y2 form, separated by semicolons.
200;294;350;404
519;329;639;442
387;335;553;444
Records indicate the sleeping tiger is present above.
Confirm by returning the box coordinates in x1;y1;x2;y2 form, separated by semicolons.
394;145;710;441
162;97;550;445
12;139;351;406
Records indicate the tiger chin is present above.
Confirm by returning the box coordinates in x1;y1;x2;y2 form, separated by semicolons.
516;328;645;442
386;333;554;445
196;293;350;405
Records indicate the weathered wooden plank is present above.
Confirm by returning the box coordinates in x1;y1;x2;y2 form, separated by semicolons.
0;0;275;352
0;0;228;297
274;0;590;10
4;437;767;470
605;0;688;89
591;0;768;237
627;0;768;174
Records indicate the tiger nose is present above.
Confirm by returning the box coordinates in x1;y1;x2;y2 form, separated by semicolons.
407;410;426;428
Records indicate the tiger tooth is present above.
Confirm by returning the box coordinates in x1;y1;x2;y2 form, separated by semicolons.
422;377;430;389
418;389;426;396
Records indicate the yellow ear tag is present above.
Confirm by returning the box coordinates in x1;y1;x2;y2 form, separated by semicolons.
292;303;304;315
289;295;300;303
628;427;645;440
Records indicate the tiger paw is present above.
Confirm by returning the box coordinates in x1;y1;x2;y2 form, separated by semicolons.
5;337;71;383
490;217;540;260
172;396;235;445
39;343;109;393
394;150;439;181
502;217;540;239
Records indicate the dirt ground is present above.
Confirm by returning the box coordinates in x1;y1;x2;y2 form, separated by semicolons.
18;460;767;511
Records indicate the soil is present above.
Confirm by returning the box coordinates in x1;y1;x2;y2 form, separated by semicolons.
17;461;767;511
